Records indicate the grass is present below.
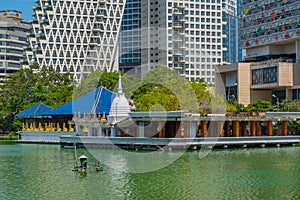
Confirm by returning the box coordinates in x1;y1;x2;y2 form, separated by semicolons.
0;135;19;140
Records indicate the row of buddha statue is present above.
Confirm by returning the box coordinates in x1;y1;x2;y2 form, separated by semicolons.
22;122;74;132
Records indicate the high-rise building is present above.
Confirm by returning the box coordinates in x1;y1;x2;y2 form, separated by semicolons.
140;0;225;83
222;0;242;64
119;0;142;77
216;0;300;105
0;10;30;83
24;0;126;82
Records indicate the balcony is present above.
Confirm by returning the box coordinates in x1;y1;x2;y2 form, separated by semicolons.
173;44;185;49
173;17;186;23
173;37;184;43
173;50;184;56
173;4;185;10
89;39;99;46
172;23;184;29
173;30;185;37
173;57;185;63
172;9;184;16
96;11;105;18
98;5;106;10
94;18;104;24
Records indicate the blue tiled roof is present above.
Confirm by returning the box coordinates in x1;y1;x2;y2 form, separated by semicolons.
15;103;52;118
46;87;116;116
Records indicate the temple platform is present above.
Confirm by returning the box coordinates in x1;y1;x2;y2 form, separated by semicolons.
59;135;300;150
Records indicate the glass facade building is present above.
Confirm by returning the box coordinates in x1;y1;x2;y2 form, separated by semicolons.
222;0;242;64
119;0;142;76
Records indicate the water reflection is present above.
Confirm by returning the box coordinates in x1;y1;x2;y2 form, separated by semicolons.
0;144;299;199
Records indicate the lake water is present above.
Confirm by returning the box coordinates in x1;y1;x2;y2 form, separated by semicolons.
0;144;299;199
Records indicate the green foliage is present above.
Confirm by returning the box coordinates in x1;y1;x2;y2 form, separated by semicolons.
278;98;300;112
0;67;74;132
97;71;120;91
226;97;246;113
246;100;274;112
190;81;212;114
73;70;125;99
288;121;300;135
129;66;199;112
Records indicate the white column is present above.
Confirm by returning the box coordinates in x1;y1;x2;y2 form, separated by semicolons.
88;128;92;136
98;128;103;136
139;122;144;138
190;122;196;138
111;127;116;137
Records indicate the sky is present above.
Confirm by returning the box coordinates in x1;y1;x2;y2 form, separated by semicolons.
0;0;36;22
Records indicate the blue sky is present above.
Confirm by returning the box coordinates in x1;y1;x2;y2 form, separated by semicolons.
0;0;35;21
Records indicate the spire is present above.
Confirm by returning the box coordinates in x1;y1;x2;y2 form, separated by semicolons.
118;74;123;95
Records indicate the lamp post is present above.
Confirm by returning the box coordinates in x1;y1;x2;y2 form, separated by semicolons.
272;94;279;112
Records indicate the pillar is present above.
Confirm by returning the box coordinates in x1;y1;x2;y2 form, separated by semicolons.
88;127;92;136
189;122;196;138
241;121;247;137
180;122;185;138
224;121;230;137
200;121;207;137
99;128;103;136
196;122;201;137
256;122;262;136
158;122;165;138
120;129;125;137
111;127;116;137
218;121;224;137
250;121;256;136
281;121;288;136
233;121;240;137
139;122;144;138
266;121;272;136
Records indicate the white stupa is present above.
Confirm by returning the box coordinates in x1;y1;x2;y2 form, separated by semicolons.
108;75;130;125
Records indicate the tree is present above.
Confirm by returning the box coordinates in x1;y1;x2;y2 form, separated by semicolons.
246;100;274;112
0;67;74;132
127;66;224;113
278;98;300;112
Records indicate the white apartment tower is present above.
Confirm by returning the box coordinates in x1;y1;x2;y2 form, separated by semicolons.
0;11;30;83
141;0;224;83
25;0;126;82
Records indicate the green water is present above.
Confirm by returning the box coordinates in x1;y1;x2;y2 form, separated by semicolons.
0;144;299;200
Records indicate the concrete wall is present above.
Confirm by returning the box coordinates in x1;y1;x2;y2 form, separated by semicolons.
278;62;293;86
284;43;296;54
237;63;251;106
270;45;283;55
247;46;270;57
250;90;272;102
293;63;300;85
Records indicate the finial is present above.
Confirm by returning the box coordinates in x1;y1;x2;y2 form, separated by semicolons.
118;74;123;95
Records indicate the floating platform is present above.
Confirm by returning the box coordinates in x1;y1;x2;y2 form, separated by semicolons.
59;135;300;150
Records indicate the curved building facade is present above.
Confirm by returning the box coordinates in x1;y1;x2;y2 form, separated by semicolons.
0;10;30;83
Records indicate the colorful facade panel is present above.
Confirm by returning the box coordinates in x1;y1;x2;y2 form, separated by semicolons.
240;0;300;48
